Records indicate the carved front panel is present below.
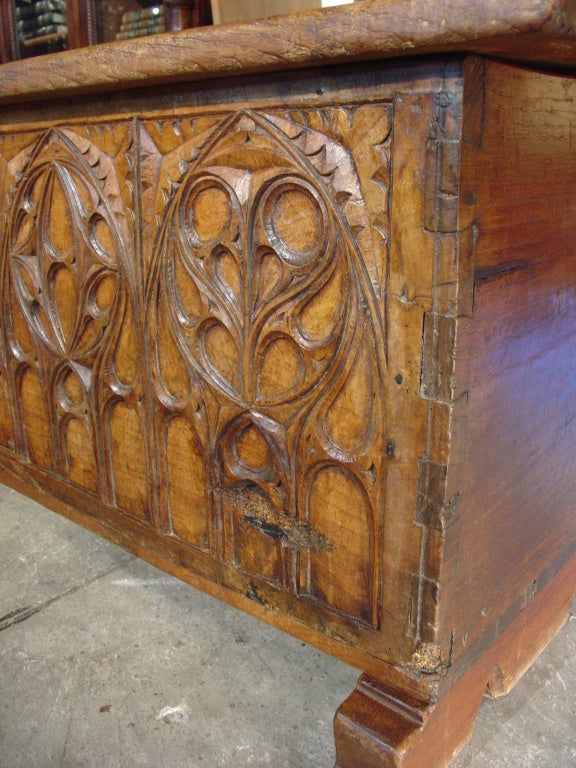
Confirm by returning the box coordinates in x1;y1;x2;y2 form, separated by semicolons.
0;105;391;630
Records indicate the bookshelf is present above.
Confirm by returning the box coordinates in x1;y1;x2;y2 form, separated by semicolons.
0;0;211;61
210;0;354;25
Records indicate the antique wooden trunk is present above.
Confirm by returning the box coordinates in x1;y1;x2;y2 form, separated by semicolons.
1;2;576;766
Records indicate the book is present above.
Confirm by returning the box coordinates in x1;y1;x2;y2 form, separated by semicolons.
119;18;165;33
121;6;164;24
16;0;66;18
35;0;66;8
116;24;166;41
16;5;36;20
18;12;67;31
32;0;65;9
21;23;67;40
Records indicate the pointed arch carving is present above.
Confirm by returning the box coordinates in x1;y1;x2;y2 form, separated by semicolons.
1;126;149;520
147;106;391;626
0;104;392;628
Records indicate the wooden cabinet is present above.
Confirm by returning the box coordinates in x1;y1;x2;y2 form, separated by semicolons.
1;0;77;60
0;2;575;766
0;0;210;61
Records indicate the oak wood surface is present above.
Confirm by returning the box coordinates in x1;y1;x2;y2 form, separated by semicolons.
334;553;576;767
435;57;576;679
1;0;576;103
1;7;576;766
0;58;456;668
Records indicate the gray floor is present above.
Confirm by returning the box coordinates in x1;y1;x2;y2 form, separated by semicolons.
0;484;574;768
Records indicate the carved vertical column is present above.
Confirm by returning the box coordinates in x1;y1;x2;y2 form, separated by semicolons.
66;0;98;48
0;0;19;61
164;0;211;30
410;89;473;668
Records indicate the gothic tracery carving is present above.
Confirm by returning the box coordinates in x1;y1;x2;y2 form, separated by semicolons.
0;104;392;628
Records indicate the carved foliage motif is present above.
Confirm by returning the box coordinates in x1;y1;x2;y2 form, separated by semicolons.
0;105;391;628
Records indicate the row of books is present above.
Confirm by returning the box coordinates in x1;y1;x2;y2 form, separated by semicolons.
16;0;67;42
115;5;165;41
16;0;65;11
15;2;169;44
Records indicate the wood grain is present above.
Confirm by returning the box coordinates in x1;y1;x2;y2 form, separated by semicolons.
436;57;576;677
0;94;401;655
0;58;456;678
1;0;576;103
334;554;576;767
1;9;576;766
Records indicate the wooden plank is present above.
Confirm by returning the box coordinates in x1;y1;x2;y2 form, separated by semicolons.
0;0;576;104
438;56;576;672
334;554;576;767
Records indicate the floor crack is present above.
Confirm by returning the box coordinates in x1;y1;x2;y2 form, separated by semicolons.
0;557;134;633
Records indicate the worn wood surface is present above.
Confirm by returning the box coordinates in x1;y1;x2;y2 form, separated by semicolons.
0;60;450;668
433;57;576;682
334;554;576;768
1;0;576;103
1;8;576;766
211;0;321;25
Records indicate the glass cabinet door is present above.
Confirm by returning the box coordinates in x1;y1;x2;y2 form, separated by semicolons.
13;0;69;58
95;1;164;44
95;0;210;43
1;0;210;60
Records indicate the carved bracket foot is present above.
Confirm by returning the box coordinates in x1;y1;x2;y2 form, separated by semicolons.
334;555;576;768
334;672;485;768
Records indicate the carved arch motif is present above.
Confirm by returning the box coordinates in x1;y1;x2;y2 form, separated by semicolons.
0;106;391;628
1;127;147;516
148;107;390;626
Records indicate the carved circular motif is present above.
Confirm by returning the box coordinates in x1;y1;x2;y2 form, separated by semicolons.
88;212;117;266
233;423;273;476
54;365;86;413
87;272;118;319
262;179;327;266
196;317;240;398
182;179;233;248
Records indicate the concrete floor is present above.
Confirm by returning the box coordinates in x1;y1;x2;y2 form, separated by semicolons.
0;484;575;768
